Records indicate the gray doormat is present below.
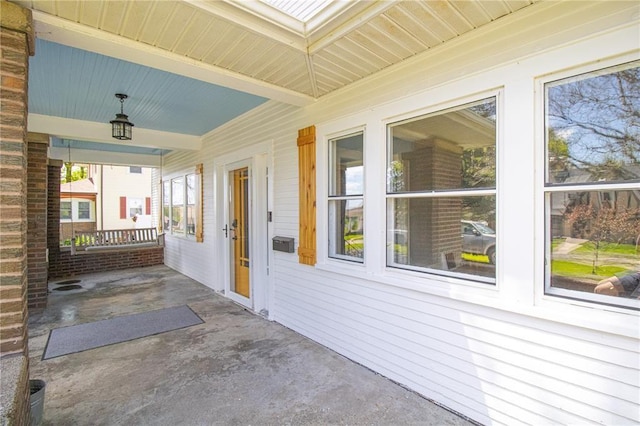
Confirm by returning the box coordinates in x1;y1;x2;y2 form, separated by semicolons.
43;305;203;360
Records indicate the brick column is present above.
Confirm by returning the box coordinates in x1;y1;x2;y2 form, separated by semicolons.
27;133;50;311
404;139;462;267
47;159;62;274
0;1;35;424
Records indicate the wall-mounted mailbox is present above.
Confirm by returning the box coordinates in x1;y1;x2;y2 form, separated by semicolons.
272;236;295;253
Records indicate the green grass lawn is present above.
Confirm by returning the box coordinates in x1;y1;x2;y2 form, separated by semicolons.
551;260;629;278
573;241;638;256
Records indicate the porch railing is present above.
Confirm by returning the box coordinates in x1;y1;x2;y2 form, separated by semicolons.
71;228;163;254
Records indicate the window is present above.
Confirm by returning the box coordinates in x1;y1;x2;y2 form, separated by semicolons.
544;61;640;308
163;166;202;240
171;177;185;235
162;180;170;232
386;97;497;282
186;174;197;236
60;201;71;220
128;198;143;218
328;132;364;262
78;201;91;219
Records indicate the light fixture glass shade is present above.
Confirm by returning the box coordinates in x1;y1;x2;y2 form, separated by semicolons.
110;113;134;140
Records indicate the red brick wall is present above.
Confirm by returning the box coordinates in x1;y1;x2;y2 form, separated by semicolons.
27;135;49;311
60;221;96;244
404;141;463;268
48;246;164;279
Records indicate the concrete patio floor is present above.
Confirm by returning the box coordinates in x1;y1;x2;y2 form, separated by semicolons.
28;265;474;426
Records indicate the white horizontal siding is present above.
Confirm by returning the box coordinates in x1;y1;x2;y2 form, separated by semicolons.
162;2;640;425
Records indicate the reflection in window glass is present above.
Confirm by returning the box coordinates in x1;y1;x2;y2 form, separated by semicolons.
328;132;364;262
60;201;71;220
546;61;640;185
545;62;640;307
386;97;497;282
171;177;185;235
387;196;496;280
186;174;197;236
162;181;170;232
78;201;91;219
548;190;640;301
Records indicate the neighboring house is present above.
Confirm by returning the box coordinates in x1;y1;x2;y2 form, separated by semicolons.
60;165;153;242
59;177;97;243
550;165;640;238
95;165;152;230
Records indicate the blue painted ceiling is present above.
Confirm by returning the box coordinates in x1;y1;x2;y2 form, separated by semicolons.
29;39;268;138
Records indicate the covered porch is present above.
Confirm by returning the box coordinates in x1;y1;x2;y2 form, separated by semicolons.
28;265;472;425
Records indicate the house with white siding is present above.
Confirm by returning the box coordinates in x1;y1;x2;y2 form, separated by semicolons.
8;1;640;424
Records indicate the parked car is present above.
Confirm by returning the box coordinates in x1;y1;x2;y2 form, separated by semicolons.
461;220;496;264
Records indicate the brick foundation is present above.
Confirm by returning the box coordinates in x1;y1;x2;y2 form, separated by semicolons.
48;246;164;280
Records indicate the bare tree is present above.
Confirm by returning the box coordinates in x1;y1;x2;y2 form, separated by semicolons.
547;64;640;180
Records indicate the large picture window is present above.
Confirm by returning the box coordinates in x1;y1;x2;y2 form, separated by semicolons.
544;61;640;308
386;97;497;282
328;132;364;262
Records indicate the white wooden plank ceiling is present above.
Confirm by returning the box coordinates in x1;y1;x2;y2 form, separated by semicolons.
14;0;537;100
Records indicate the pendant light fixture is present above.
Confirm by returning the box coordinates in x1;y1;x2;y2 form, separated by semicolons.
110;93;134;140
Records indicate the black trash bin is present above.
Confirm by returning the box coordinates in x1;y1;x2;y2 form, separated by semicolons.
29;379;46;426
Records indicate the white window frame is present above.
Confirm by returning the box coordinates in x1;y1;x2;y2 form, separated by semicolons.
162;171;200;240
538;58;640;312
317;124;368;271
327;130;365;263
384;96;499;285
60;198;95;222
127;197;143;218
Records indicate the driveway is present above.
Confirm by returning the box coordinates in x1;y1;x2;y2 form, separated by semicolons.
28;265;473;426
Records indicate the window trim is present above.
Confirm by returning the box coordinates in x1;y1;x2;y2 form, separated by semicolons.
59;198;95;222
318;125;367;268
383;94;500;285
327;130;365;263
162;165;203;241
537;57;640;312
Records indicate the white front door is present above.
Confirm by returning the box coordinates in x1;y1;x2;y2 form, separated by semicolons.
216;149;271;313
